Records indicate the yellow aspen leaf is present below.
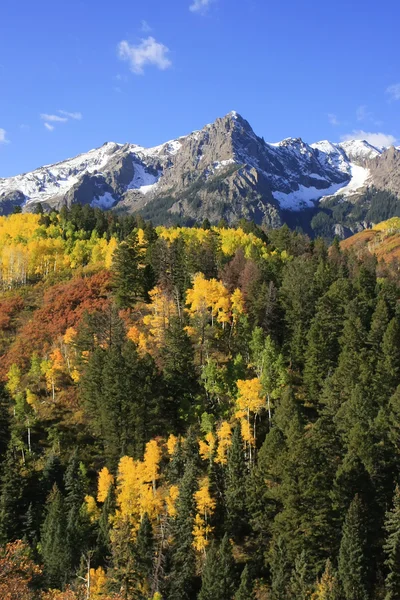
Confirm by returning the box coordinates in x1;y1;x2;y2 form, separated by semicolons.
240;417;254;445
63;327;77;346
236;378;265;414
89;566;107;597
215;420;232;465
199;431;216;461
231;288;245;322
165;485;179;518
97;467;115;503
166;434;178;457
84;495;100;522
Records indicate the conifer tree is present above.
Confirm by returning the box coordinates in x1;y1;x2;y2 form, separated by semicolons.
270;536;291;600
338;495;369;600
41;484;71;589
288;550;311;600
225;424;248;539
198;543;219;600
0;445;24;544
112;231;146;308
314;559;341;600
96;485;115;562
198;535;237;600
0;383;10;460
64;452;90;569
161;317;198;432
234;564;254;600
384;485;400;600
134;513;154;595
168;459;198;600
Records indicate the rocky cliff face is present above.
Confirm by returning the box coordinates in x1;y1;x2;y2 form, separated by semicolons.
1;111;399;227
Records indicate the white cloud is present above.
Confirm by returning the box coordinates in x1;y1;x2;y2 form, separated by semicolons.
189;0;213;13
386;83;400;101
141;20;152;33
118;37;172;74
58;110;82;120
328;113;339;126
44;123;55;131
341;129;397;148
0;128;9;144
40;113;68;123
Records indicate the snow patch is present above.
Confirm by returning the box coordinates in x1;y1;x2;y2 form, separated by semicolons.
91;192;116;209
128;161;160;194
274;162;370;211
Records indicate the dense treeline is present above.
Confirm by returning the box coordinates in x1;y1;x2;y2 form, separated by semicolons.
1;212;400;598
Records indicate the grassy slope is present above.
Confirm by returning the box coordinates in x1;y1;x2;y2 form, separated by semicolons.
341;217;400;264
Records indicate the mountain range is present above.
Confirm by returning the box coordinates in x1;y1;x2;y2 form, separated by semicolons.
1;111;400;236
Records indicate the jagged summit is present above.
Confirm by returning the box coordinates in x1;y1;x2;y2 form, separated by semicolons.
0;112;399;225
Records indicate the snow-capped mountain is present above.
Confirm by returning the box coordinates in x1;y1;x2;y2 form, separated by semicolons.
0;112;398;227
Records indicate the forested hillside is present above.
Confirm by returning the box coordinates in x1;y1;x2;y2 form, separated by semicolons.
1;206;400;599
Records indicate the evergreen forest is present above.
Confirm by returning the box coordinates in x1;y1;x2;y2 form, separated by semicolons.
1;206;400;599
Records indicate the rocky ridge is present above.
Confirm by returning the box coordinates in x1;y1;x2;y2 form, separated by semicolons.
1;112;399;228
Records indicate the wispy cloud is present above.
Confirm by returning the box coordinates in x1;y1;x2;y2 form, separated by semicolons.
118;37;172;75
0;128;9;144
40;110;83;131
356;105;371;122
386;83;400;101
355;104;382;126
40;113;68;123
341;129;397;148
141;20;152;33
58;110;82;120
328;113;339;126
189;0;213;14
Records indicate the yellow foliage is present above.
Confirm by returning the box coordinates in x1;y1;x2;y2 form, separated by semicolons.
114;446;164;535
142;286;178;349
90;566;107;598
26;389;39;411
127;325;149;355
63;327;77;346
194;477;216;516
199;431;216;461
143;439;162;489
6;363;22;397
70;368;80;383
166;434;178;457
236;378;265;414
186;273;231;326
97;467;115;503
240;417;254;445
192;477;215;552
0;213;119;286
165;485;179;518
84;495;100;522
231;288;245;322
215;421;232;465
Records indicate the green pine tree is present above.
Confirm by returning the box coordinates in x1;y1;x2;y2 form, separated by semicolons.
338;495;369;600
168;459;198;600
112;231;146;308
234;564;254;600
384;485;400;600
40;484;71;589
225;424;248;539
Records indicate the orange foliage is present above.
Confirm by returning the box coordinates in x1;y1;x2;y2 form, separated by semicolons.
0;540;41;600
0;296;24;331
1;271;111;379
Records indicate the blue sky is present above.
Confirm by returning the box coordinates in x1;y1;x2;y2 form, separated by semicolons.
1;0;399;177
